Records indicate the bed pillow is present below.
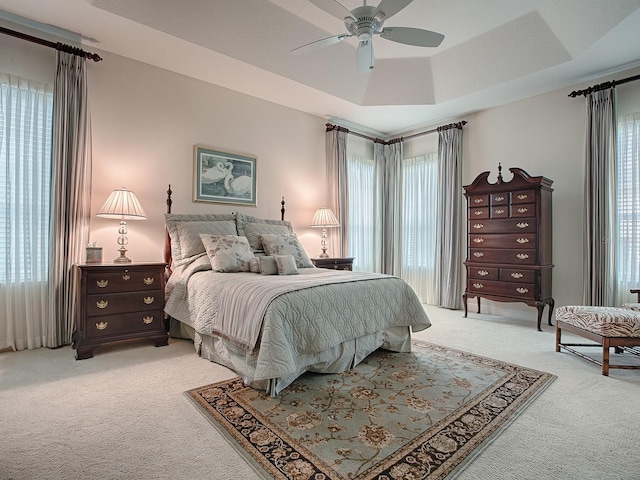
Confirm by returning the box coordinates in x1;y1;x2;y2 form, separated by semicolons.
165;213;236;264
236;213;293;252
258;256;279;275
259;233;314;268
175;220;238;265
274;254;299;275
199;234;255;273
249;257;261;273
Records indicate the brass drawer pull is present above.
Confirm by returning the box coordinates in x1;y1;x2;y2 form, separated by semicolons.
516;253;529;260
143;296;155;305
473;283;484;289
474;210;483;216
473;237;484;243
122;274;130;281
494;195;505;201
516;238;529;244
511;272;524;279
474;198;484;203
96;322;108;330
477;270;489;276
517;194;528;200
473;223;484;229
516;222;529;229
494;209;505;214
96;279;108;288
96;300;108;309
143;316;154;324
516;287;529;294
144;277;154;285
517;207;528;213
473;252;484;258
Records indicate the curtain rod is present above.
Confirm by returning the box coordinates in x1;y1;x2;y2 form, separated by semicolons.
568;73;640;97
325;120;466;144
0;25;103;62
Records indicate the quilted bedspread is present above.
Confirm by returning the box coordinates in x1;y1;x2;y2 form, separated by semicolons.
165;256;431;382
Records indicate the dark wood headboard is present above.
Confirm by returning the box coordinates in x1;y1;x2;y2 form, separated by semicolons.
163;184;286;277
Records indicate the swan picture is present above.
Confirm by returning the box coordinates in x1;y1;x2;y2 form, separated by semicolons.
201;161;232;184
224;174;252;197
195;146;256;205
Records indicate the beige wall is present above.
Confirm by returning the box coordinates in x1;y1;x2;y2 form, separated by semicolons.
3;29;640;320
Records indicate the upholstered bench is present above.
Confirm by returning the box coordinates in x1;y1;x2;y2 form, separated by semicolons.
555;305;640;375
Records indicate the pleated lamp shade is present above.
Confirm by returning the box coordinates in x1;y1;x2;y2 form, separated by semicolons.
97;188;147;220
311;207;340;228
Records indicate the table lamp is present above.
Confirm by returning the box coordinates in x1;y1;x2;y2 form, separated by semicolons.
311;207;340;258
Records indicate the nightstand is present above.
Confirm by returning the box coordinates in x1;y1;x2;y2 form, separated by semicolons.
72;262;169;359
311;257;354;271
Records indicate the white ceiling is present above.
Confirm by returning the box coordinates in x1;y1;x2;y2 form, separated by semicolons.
2;0;640;136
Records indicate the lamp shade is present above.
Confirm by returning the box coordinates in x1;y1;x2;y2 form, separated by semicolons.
311;207;340;228
97;187;147;220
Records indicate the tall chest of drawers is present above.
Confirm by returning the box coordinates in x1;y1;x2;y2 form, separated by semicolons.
462;166;554;331
72;262;169;359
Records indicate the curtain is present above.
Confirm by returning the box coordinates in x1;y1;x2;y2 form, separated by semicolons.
401;154;438;302
435;127;464;309
583;88;616;306
375;140;403;275
326;128;348;257
615;112;640;305
47;51;93;347
346;155;376;272
0;73;53;351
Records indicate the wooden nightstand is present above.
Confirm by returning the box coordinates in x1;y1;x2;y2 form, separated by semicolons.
72;262;169;359
311;257;354;271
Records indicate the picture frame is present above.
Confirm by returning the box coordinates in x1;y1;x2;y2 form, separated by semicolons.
193;145;257;205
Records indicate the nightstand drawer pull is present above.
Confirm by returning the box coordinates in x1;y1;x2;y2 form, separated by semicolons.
511;272;524;279
516;253;529;260
473;252;484;258
516;222;529;229
96;300;108;309
516;287;529;294
516;238;529;244
96;322;108;330
143;316;154;324
473;223;484;229
122;274;130;281
143;296;155;305
96;279;108;288
473;237;484;243
473;283;484;289
477;270;489;276
144;277;154;285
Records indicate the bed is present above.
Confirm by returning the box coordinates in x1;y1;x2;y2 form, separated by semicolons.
163;187;431;395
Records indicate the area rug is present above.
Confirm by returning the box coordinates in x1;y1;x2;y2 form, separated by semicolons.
186;341;555;480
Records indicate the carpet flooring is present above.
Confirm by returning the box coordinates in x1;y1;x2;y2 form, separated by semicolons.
186;341;555;479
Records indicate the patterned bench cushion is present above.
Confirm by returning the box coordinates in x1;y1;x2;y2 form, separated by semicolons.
622;303;640;312
556;306;640;338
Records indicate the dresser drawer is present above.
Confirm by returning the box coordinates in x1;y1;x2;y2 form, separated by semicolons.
469;207;489;219
469;194;489;207
469;233;536;249
469;218;536;234
490;193;509;205
499;268;536;283
86;290;162;316
87;269;163;294
467;279;536;300
84;310;164;339
489;206;509;218
511;190;536;204
467;266;499;280
510;203;535;218
469;248;536;264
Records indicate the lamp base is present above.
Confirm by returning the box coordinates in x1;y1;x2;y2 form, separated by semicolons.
113;247;132;263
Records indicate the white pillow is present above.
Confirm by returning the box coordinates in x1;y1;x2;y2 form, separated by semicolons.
199;234;255;273
259;233;314;268
274;254;299;275
258;256;279;275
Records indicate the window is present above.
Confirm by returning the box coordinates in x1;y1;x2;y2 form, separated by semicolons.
0;73;53;283
346;155;376;271
616;112;640;301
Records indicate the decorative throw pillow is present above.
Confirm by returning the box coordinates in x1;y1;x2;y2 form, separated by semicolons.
259;233;314;268
258;256;279;275
248;257;261;273
165;213;236;264
199;234;254;273
274;254;299;275
243;222;293;252
175;220;237;265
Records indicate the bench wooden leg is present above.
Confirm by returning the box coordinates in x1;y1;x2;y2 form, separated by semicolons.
602;338;610;376
555;323;561;352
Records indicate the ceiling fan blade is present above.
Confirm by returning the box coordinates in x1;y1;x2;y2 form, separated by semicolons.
379;27;444;47
356;39;374;73
373;0;414;20
291;33;352;55
308;0;357;21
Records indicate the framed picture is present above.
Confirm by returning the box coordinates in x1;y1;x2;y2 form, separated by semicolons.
193;145;257;206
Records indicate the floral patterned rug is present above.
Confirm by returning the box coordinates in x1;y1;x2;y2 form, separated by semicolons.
186;341;555;479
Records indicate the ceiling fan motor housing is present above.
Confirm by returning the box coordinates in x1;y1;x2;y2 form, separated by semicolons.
345;6;385;41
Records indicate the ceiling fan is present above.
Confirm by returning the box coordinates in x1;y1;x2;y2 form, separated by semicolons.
292;0;444;73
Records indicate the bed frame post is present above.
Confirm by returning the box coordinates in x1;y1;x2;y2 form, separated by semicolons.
281;196;285;221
